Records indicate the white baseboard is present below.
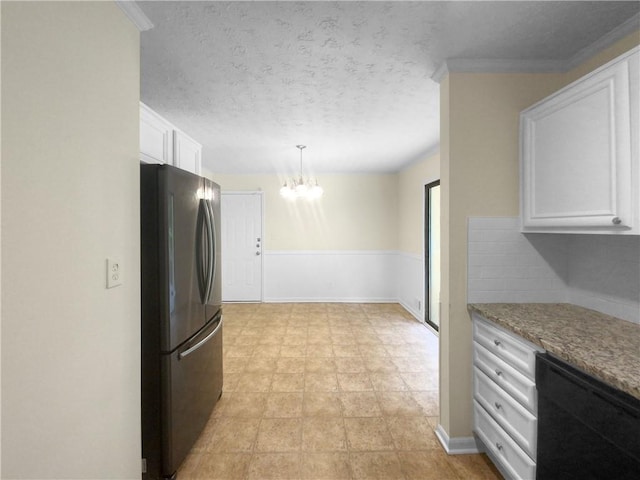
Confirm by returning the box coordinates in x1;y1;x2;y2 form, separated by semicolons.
399;300;421;321
263;297;398;304
435;424;482;454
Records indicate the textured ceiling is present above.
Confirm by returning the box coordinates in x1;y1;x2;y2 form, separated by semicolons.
139;1;639;174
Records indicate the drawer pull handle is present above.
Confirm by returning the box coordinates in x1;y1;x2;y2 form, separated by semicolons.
495;369;503;377
493;339;501;346
494;402;503;410
496;442;503;451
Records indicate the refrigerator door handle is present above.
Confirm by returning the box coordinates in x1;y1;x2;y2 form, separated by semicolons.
203;199;214;304
195;199;208;304
205;199;216;303
179;315;223;360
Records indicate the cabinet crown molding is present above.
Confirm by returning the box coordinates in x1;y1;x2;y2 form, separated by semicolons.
430;12;640;84
115;0;154;32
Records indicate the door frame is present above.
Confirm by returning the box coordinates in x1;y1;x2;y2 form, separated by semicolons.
424;180;440;333
221;191;265;302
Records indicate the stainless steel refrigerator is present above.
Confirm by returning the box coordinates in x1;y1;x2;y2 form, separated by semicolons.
141;164;223;480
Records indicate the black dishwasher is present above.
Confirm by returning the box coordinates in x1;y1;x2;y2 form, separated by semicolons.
536;353;640;479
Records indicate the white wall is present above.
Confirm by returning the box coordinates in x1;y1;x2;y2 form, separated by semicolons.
1;2;141;478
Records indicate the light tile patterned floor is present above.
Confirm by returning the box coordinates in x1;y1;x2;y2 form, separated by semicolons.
178;303;502;480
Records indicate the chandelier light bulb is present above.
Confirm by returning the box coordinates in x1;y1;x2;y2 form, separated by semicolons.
280;145;323;200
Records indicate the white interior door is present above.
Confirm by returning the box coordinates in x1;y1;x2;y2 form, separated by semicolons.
221;192;263;302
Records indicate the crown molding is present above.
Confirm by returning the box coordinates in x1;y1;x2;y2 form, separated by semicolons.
566;12;640;70
430;62;449;84
430;12;640;84
115;0;154;32
431;58;565;83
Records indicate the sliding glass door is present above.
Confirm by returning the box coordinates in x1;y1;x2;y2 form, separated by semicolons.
425;181;440;332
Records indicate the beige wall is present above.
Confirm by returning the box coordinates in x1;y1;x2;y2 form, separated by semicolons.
440;72;565;438
1;2;141;477
211;150;439;255
397;152;440;255
439;32;640;439
209;172;399;251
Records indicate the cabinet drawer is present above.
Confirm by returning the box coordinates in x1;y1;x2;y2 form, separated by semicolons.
474;342;537;413
474;367;537;459
473;314;541;379
474;400;536;480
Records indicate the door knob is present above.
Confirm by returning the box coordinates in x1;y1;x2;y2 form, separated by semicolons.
612;217;622;225
256;251;261;256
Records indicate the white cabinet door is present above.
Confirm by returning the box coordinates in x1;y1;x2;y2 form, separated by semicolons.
140;102;174;165
520;47;639;234
173;130;202;175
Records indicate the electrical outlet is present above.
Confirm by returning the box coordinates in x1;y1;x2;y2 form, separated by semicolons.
106;258;123;289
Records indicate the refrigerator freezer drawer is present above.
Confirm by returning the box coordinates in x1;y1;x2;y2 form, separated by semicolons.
160;313;223;477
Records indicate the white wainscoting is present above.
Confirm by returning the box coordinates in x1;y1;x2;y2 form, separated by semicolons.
263;250;399;303
397;252;424;321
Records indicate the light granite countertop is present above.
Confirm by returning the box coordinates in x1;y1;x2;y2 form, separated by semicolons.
467;303;640;400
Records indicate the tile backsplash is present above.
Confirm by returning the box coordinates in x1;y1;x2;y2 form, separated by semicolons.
468;218;568;304
468;217;640;324
566;235;640;323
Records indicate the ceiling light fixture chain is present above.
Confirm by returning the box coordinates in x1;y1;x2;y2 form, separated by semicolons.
280;145;323;200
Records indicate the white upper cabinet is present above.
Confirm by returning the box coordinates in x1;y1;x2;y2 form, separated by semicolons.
139;103;203;175
140;102;174;165
520;47;639;234
173;130;202;175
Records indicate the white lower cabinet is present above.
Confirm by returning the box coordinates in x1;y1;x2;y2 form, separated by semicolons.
474;400;537;480
473;314;543;479
474;367;537;459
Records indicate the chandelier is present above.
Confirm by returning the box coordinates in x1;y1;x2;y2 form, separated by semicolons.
279;145;324;200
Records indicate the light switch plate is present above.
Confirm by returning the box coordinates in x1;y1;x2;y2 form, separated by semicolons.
106;258;123;289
